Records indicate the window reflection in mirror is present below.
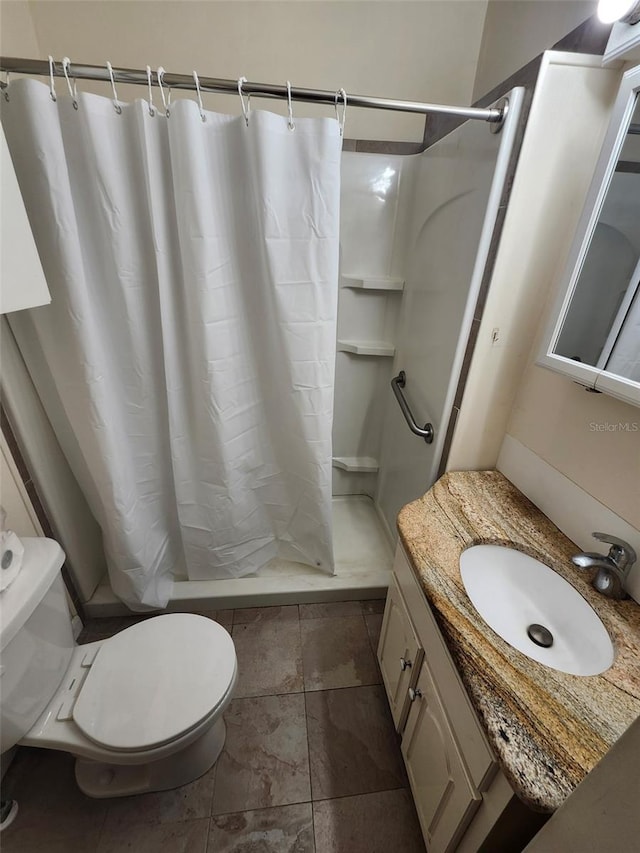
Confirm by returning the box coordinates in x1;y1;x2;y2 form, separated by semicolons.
554;95;640;381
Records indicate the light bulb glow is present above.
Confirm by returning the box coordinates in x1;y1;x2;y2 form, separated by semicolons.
597;0;637;22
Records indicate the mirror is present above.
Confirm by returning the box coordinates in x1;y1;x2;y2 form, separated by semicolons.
539;66;640;407
554;97;640;378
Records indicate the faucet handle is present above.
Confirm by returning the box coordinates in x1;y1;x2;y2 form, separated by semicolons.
592;533;637;570
572;552;609;571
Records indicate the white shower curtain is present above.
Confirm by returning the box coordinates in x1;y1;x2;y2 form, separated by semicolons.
3;78;341;608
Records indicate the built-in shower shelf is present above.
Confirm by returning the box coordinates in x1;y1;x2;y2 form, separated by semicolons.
340;275;405;292
332;456;379;473
337;340;395;357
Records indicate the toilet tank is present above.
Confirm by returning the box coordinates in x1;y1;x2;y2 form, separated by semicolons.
1;538;74;753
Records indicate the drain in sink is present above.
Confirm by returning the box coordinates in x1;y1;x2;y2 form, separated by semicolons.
527;623;553;648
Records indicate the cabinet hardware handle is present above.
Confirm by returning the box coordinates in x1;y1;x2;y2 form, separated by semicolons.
408;687;422;702
400;657;412;671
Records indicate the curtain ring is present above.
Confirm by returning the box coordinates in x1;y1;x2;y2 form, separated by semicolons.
1;71;9;102
157;67;171;117
146;65;155;116
62;57;78;109
286;80;295;131
192;70;206;122
106;61;122;114
238;76;250;126
335;88;347;136
48;56;57;102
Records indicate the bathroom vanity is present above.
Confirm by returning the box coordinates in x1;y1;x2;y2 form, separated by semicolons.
378;471;640;852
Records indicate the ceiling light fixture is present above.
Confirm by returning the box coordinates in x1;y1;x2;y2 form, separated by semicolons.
597;0;640;24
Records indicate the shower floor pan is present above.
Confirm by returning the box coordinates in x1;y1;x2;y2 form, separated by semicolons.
84;496;393;617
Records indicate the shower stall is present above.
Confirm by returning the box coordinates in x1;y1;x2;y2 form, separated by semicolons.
0;61;523;615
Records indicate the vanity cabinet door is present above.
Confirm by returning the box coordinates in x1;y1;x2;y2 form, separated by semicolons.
378;576;423;729
402;660;481;853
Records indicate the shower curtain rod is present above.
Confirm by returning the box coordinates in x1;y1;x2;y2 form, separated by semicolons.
0;56;505;125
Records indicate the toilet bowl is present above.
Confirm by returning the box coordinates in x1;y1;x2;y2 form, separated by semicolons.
0;538;237;798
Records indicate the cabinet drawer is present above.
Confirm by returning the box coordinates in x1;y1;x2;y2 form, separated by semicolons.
378;575;423;730
402;660;481;853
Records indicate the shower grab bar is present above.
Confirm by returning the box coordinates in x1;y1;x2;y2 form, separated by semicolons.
391;371;434;444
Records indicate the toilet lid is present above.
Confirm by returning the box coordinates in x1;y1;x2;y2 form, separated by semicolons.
73;614;236;752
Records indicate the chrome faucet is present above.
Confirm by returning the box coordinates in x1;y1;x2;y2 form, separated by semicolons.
572;532;637;600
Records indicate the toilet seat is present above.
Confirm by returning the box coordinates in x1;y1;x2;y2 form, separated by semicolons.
72;613;236;753
5;538;238;797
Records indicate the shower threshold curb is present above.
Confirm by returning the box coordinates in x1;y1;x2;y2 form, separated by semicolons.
84;569;391;617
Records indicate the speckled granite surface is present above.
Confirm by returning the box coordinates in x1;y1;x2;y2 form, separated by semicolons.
397;470;640;813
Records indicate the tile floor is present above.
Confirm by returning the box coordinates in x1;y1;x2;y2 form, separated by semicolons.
2;601;425;853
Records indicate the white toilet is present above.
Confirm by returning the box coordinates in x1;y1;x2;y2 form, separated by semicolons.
0;538;237;798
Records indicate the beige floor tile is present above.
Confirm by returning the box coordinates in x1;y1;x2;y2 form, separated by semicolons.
232;618;303;698
233;605;299;625
313;789;425;853
97;817;209;853
209;803;314;852
78;614;157;644
191;609;234;630
299;601;362;619
1;749;107;852
1;832;102;853
364;613;384;653
78;629;118;644
101;761;216;832
4;600;412;853
212;694;310;816
360;599;386;615
301;615;380;691
306;685;407;800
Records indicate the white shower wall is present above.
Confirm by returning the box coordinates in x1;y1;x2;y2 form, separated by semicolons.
332;153;416;498
334;90;523;538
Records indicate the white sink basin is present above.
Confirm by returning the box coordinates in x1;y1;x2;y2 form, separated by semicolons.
459;545;614;677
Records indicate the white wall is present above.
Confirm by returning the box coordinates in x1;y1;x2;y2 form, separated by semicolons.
449;54;640;538
473;0;597;100
507;362;640;529
1;321;108;600
499;56;640;532
1;123;51;313
8;0;491;143
0;0;40;56
448;55;623;475
1;1;107;601
0;430;42;537
0;428;81;618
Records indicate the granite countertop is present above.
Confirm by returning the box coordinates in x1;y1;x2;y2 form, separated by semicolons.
396;470;640;813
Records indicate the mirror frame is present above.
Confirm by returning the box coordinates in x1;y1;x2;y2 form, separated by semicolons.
538;64;640;408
